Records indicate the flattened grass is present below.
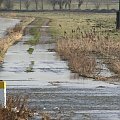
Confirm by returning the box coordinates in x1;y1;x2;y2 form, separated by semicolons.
24;18;45;45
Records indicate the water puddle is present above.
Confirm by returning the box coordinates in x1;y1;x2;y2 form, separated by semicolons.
0;18;20;38
0;31;118;88
96;58;115;77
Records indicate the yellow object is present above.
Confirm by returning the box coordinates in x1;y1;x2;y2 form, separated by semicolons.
0;81;6;89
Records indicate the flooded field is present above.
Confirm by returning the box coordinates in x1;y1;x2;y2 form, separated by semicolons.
0;18;120;119
0;18;20;38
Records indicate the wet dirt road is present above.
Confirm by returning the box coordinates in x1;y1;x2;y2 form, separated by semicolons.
0;18;120;120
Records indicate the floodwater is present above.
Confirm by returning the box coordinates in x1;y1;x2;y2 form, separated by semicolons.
0;18;20;38
0;18;120;120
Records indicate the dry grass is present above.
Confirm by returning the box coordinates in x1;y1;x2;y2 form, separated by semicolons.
0;17;35;62
0;96;33;120
56;25;120;79
0;96;59;120
48;13;120;78
57;39;97;77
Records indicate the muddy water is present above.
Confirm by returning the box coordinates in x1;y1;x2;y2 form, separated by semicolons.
0;19;120;119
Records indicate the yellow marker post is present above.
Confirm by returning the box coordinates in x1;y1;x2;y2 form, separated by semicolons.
0;81;6;108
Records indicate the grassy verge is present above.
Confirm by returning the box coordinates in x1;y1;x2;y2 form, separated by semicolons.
25;28;40;45
24;17;47;45
47;13;120;80
0;16;35;62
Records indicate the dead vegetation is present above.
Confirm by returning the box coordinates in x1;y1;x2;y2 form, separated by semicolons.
0;96;61;120
0;17;35;62
0;96;33;120
56;26;120;80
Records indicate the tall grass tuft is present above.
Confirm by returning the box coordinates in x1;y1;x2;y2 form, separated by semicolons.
56;26;120;79
0;96;33;120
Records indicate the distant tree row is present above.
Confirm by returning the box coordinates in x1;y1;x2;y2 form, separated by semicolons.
0;0;119;10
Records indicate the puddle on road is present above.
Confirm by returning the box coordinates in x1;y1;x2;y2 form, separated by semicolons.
0;29;118;88
0;34;118;88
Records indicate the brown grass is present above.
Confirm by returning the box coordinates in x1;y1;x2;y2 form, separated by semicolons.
0;17;35;62
56;27;120;79
57;39;96;77
0;96;33;120
0;96;60;120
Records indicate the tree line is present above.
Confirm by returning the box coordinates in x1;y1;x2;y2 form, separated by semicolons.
0;0;119;10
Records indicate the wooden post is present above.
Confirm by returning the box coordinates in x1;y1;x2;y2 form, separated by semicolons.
116;0;120;29
0;81;6;108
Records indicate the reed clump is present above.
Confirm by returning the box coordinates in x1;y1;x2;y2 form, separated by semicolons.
0;96;57;120
57;40;97;77
0;96;33;120
56;26;120;79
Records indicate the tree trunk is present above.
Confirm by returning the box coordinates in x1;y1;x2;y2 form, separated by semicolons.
0;0;4;8
53;3;55;10
34;0;38;10
59;3;63;10
41;0;43;10
20;0;21;10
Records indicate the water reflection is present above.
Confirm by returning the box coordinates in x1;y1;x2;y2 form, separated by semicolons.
0;24;119;89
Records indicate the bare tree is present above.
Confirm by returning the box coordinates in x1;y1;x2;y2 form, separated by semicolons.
34;0;39;10
41;0;43;10
106;0;112;10
78;0;84;9
4;0;14;10
49;0;56;10
64;0;72;10
85;0;89;8
49;0;64;10
58;0;72;10
0;0;4;8
92;0;102;9
57;0;64;10
49;0;72;10
24;0;31;10
20;0;22;10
